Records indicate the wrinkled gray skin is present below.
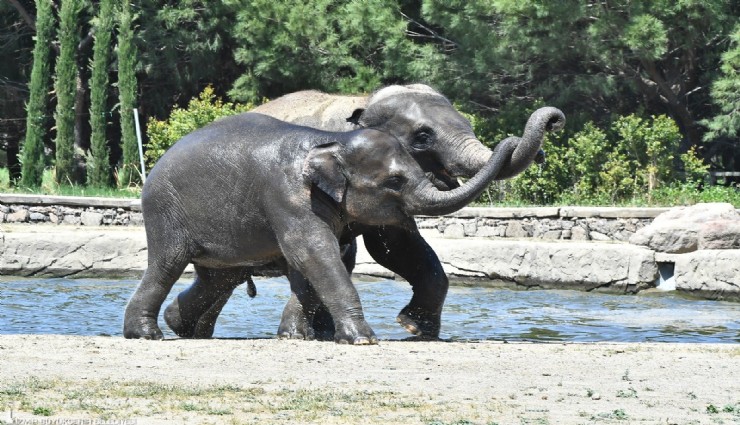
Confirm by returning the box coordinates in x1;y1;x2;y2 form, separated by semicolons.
174;84;566;340
123;113;528;344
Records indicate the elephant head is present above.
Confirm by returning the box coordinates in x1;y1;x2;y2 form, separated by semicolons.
354;85;565;188
303;126;544;226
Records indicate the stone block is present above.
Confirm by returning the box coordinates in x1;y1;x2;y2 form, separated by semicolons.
6;209;29;223
674;250;740;301
443;223;466;238
81;211;104;226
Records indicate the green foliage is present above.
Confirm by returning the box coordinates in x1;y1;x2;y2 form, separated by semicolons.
145;87;253;168
87;0;116;188
680;146;710;186
117;0;140;187
54;0;83;185
135;0;241;118
20;0;55;188
702;23;740;141
474;113;729;206
226;0;421;101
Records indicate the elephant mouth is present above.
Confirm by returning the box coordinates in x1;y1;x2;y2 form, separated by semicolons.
427;170;461;191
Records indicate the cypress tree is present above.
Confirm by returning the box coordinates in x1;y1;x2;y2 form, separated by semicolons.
54;0;82;185
117;0;140;187
88;0;115;187
20;0;55;188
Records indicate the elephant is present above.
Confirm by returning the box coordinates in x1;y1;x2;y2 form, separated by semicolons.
174;84;566;340
123;112;533;344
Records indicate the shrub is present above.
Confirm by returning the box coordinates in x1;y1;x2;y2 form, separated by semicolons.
145;87;254;169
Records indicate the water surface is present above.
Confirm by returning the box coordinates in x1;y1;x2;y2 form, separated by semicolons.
1;277;738;343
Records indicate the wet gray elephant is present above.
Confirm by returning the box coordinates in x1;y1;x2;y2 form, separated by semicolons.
123;112;531;344
176;84;565;340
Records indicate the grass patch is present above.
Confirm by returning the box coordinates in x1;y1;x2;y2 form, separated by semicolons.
0;168;141;198
0;378;478;424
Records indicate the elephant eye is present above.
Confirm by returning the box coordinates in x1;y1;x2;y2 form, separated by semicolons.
411;128;434;150
383;175;407;192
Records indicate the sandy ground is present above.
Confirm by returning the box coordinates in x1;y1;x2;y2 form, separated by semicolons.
0;335;738;424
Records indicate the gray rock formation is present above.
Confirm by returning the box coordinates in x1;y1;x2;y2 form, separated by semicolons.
674;250;740;301
355;237;659;293
629;203;740;253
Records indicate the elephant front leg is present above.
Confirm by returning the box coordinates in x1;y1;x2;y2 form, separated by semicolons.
363;226;447;339
278;231;376;345
277;240;353;340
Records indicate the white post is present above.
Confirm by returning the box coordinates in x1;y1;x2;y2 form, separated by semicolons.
133;107;146;183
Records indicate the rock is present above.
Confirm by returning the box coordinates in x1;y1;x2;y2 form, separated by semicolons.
62;215;81;225
463;221;478;237
6;209;29;223
589;231;610;241
629;203;740;253
443;223;465;238
422;239;658;292
542;230;562;240
505;221;529;238
570;226;589;241
698;219;740;250
29;212;46;222
674;250;740;301
0;229;148;278
474;226;502;238
81;211;104;226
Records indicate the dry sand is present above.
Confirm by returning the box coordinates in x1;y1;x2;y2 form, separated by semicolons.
0;335;738;424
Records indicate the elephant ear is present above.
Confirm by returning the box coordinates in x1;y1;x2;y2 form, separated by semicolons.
303;143;347;203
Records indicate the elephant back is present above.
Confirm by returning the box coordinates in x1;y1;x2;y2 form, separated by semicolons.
252;90;367;132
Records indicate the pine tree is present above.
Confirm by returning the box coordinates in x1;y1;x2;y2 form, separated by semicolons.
117;0;140;187
20;0;55;188
88;0;115;187
54;0;82;185
703;24;740;141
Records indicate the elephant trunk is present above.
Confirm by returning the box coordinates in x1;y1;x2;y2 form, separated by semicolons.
456;139;493;177
495;107;566;180
406;106;565;216
405;141;510;216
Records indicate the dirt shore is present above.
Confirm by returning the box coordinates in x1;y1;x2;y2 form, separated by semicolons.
0;335;738;424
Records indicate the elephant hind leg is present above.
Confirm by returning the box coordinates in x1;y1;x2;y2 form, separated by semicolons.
123;249;190;340
164;266;251;338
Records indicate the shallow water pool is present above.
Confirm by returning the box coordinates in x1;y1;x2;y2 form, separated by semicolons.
1;277;738;343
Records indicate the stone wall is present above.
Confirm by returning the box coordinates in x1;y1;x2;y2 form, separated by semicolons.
0;194;142;226
1;194;668;242
417;207;668;241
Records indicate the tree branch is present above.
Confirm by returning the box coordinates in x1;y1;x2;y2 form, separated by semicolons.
6;0;36;31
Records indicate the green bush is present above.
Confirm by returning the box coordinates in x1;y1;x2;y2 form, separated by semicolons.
468;110;740;207
145;87;254;169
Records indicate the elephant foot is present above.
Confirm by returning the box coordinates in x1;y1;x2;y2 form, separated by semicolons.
277;320;315;340
163;298;200;338
123;313;164;340
396;305;440;339
334;318;378;345
278;306;315;341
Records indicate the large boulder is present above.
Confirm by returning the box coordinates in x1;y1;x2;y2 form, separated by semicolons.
629;203;740;253
674;250;740;301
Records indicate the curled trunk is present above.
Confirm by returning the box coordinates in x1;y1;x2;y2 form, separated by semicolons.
406;106;565;216
460;107;566;179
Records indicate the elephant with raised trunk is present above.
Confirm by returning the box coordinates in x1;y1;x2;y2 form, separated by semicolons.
176;84;565;340
124;113;539;344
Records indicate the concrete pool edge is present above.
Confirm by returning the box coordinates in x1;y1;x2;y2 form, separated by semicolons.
1;225;738;301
